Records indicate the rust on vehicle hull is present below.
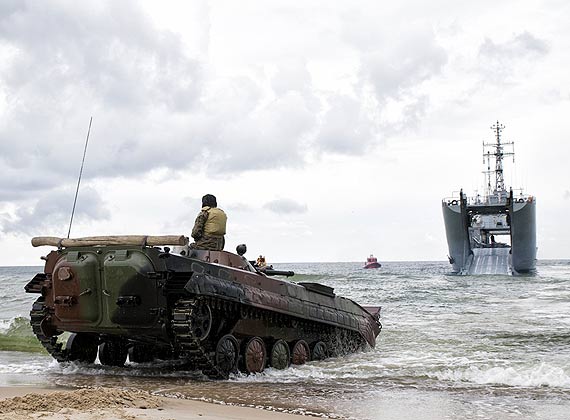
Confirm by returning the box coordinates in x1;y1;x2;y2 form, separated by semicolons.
26;236;382;378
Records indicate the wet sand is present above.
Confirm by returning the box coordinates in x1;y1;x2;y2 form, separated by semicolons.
0;386;305;420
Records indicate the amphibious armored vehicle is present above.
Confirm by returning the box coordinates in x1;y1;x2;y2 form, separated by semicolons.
26;235;382;378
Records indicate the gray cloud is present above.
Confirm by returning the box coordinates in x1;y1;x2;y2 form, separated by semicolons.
226;202;253;212
381;94;430;136
0;3;446;184
339;12;447;107
270;58;313;96
361;34;447;106
479;32;549;60
0;2;448;236
564;190;570;200
263;198;308;214
306;21;446;157
316;95;376;155
209;90;317;174
0;1;319;184
0;186;110;235
0;1;204;186
477;32;549;82
0;170;61;202
0;1;201;112
333;21;446;149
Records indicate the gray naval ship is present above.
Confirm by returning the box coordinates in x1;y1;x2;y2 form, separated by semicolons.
442;122;537;275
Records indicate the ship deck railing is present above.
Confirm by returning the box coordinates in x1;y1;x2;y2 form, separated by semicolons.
442;194;533;206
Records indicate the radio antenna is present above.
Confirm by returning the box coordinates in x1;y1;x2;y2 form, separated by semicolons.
67;117;93;238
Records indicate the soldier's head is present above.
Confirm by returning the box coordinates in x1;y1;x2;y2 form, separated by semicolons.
202;194;217;207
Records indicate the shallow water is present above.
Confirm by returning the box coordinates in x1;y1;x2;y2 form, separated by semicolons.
1;261;569;419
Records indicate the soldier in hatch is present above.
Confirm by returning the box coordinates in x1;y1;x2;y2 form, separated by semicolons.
190;194;227;251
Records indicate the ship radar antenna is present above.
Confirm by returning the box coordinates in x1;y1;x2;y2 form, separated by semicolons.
482;120;514;194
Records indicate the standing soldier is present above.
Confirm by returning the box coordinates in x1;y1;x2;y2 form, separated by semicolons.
190;194;227;251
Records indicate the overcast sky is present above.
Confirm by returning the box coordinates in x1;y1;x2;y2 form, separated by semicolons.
1;0;568;266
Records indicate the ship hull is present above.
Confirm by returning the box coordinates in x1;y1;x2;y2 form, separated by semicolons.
442;197;536;275
364;263;381;269
510;198;537;273
442;197;471;273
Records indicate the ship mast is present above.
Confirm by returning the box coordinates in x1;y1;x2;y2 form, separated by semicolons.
482;121;514;196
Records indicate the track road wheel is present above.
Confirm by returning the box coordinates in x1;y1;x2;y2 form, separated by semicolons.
269;339;290;370
192;302;213;341
129;344;154;363
98;340;128;367
215;334;239;378
291;340;310;365
65;333;98;363
243;337;266;373
311;341;328;361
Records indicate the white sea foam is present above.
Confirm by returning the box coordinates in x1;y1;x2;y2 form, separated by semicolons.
234;355;382;383
434;362;570;388
0;316;28;333
0;319;12;333
2;262;570;418
0;359;49;374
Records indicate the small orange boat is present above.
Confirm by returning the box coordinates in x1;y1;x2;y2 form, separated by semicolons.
364;254;381;269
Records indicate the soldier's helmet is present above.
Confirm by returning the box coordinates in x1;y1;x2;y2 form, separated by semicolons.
236;244;247;255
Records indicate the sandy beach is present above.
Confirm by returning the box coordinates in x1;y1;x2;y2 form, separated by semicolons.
0;386;306;420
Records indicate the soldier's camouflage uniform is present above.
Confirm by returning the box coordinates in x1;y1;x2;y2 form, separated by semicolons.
190;206;227;251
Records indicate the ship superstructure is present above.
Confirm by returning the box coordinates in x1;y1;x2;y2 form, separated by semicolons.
442;122;537;275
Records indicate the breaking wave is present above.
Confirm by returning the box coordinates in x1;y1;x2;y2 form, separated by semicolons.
0;316;45;353
434;363;570;388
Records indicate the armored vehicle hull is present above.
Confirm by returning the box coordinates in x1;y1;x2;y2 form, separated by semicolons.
26;236;382;378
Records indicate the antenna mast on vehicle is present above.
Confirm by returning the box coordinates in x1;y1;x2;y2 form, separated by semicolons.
67;117;93;238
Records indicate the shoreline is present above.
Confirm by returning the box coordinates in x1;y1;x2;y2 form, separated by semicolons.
0;385;308;420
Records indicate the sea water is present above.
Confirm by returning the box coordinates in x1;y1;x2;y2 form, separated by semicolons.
1;261;569;419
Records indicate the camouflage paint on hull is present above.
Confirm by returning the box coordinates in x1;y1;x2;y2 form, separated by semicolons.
25;244;381;378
